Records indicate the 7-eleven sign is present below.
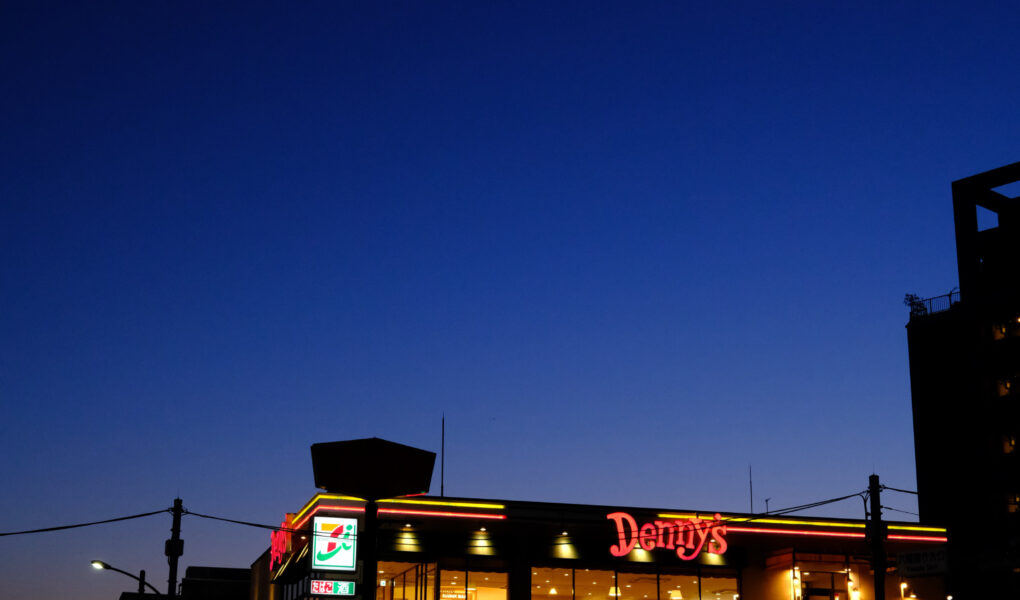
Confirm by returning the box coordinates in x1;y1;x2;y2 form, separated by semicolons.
312;516;358;571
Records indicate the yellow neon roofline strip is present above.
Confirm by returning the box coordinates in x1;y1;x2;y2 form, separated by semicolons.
291;495;504;525
377;499;506;509
658;513;942;533
658;514;863;528
292;494;365;524
887;525;946;532
290;499;942;533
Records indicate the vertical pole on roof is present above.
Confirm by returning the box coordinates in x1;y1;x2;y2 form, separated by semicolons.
749;465;754;513
441;414;445;497
868;474;886;600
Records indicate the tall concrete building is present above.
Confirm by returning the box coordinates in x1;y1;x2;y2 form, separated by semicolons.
905;160;1020;596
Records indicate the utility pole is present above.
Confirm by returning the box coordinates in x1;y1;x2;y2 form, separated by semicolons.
138;569;146;594
165;498;184;598
868;475;886;600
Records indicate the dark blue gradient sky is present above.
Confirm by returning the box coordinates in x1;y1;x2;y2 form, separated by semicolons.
2;2;1018;599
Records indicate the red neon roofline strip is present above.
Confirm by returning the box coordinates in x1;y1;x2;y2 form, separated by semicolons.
378;508;507;520
888;534;947;543
727;526;865;539
728;527;946;543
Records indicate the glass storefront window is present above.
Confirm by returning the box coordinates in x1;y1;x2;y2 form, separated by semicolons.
379;561;436;600
574;569;616;600
379;559;434;600
469;570;508;600
533;567;572;600
441;569;467;600
699;575;739;600
798;570;847;600
617;571;657;600
658;573;699;600
530;568;736;600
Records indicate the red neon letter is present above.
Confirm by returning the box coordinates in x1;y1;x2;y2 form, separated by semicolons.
607;512;638;556
639;522;657;551
675;518;710;560
675;520;696;560
692;518;710;554
654;521;677;549
708;514;728;555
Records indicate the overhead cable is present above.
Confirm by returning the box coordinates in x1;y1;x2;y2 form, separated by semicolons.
880;485;918;495
0;509;169;537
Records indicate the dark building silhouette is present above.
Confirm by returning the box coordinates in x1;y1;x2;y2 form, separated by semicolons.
180;566;249;600
906;160;1020;596
114;566;249;600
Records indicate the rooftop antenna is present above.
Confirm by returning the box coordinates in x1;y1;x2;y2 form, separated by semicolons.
749;464;754;513
441;413;445;497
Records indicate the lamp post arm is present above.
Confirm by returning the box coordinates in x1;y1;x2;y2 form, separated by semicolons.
103;564;164;595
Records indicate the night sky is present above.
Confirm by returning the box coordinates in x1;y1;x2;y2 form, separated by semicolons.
2;2;1018;599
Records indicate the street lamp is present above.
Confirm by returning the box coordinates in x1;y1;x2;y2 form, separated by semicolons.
91;560;163;595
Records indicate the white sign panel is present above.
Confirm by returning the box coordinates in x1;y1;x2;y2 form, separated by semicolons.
312;516;358;571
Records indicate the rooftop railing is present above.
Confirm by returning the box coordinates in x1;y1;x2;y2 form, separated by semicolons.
906;291;961;318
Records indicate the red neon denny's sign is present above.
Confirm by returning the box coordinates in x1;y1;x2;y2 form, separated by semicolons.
607;512;728;560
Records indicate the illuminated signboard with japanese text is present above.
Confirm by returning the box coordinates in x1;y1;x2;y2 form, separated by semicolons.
607;512;727;560
312;516;358;571
269;521;291;569
311;580;356;595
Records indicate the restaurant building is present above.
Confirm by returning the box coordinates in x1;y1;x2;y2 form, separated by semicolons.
250;442;947;600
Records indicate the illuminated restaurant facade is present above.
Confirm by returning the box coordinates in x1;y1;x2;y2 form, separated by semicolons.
251;493;948;600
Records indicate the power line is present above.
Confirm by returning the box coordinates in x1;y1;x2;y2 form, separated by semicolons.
183;510;356;541
757;491;867;518
881;505;919;517
179;490;871;542
0;509;169;537
880;485;918;495
183;509;290;532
